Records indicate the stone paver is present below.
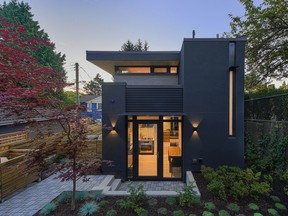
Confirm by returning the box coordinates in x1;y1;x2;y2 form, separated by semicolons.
0;174;106;216
117;181;185;191
0;174;186;216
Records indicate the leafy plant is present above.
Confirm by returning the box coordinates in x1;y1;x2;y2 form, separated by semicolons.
135;207;148;216
207;179;226;200
106;209;117;216
227;203;240;212
218;210;230;216
202;211;214;216
147;198;158;206
275;203;287;211
204;202;216;210
253;213;263;216
57;191;72;203
79;202;99;216
270;195;280;202
279;170;288;182
52;152;66;163
173;210;185;216
90;191;104;200
75;191;88;200
115;199;127;209
165;197;176;206
98;200;110;208
127;183;146;209
179;182;200;207
157;207;168;215
40;202;57;215
268;208;279;216
248;203;259;211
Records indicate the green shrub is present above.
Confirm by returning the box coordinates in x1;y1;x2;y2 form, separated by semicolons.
135;207;148;216
203;165;272;201
79;202;99;216
218;210;230;216
207;179;226;200
275;203;287;211
179;182;200;207
98;200;110;208
270;195;280;202
202;211;214;216
172;210;185;216
189;214;197;216
40;202;57;215
75;191;88;200
115;199;127;209
57;191;72;203
248;203;259;211
106;209;117;216
157;207;168;215
284;187;288;197
250;182;271;199
165;197;176;205
90;191;104;200
253;213;263;216
127;183;146;209
279;170;288;182
227;203;240;212
204;202;216;210
268;208;279;216
147;198;157;206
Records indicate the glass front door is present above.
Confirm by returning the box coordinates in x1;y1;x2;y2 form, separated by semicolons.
127;116;182;180
138;123;158;177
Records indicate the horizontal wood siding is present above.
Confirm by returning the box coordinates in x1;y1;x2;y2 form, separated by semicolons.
126;88;183;112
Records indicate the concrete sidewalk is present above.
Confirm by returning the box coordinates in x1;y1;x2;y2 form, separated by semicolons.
0;174;106;216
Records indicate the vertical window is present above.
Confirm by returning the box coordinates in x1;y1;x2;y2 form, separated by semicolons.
229;42;236;137
87;103;92;112
229;70;236;136
97;103;102;110
127;121;133;178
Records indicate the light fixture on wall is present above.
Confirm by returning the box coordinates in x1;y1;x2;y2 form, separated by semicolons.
193;126;198;132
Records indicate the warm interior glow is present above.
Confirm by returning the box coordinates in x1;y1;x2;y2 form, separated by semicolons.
229;70;233;136
117;67;150;74
170;67;178;74
154;67;167;73
137;116;159;120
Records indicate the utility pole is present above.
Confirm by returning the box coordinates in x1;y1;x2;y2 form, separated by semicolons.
75;63;79;105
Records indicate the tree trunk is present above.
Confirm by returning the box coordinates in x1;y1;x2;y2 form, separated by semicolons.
71;158;76;210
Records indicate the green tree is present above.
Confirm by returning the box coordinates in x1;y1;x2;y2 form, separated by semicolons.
227;0;288;84
83;74;104;96
121;39;149;51
0;0;66;80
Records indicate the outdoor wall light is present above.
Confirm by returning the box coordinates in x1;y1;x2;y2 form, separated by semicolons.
193;126;198;132
112;126;116;131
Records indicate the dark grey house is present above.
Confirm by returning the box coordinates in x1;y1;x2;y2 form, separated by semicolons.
86;38;245;181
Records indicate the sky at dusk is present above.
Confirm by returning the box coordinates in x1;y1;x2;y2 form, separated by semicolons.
1;0;252;89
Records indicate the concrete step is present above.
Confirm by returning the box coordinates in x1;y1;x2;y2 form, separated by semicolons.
92;175;114;190
110;179;121;191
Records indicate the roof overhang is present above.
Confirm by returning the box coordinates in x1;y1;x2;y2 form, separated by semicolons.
86;51;180;76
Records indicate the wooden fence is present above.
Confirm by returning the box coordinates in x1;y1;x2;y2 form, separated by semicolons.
0;131;29;146
0;150;39;202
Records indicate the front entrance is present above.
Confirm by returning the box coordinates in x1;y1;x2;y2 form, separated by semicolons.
127;116;182;180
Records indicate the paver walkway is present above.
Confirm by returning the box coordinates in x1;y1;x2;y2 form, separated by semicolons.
0;174;186;216
117;181;185;191
0;174;106;216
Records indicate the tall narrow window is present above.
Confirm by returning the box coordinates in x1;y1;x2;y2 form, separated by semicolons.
229;70;235;136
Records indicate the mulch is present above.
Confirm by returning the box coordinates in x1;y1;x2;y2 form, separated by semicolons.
34;173;288;216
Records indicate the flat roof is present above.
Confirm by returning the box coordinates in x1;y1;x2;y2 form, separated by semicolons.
86;51;180;75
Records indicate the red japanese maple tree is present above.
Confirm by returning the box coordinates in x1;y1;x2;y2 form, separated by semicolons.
0;18;65;113
1;19;106;211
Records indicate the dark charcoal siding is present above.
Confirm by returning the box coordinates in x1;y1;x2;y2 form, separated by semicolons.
126;87;183;112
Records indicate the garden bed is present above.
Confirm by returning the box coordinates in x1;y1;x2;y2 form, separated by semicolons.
34;173;288;216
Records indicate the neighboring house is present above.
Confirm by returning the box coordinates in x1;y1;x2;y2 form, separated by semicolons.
80;95;102;121
86;38;245;181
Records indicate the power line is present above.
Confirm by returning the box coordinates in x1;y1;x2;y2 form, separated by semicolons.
80;66;92;80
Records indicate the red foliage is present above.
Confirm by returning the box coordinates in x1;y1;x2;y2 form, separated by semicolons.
0;18;65;112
